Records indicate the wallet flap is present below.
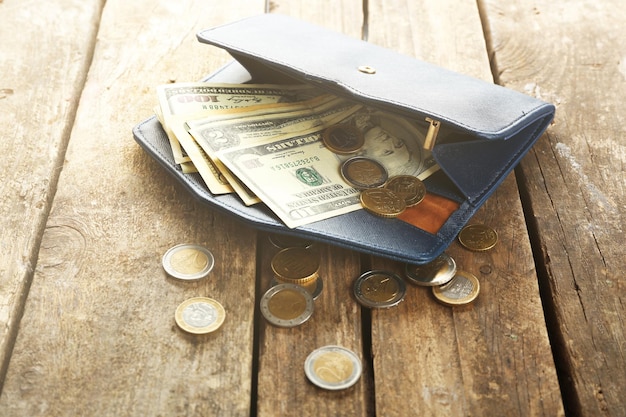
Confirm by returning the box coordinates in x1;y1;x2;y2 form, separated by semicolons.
197;13;555;141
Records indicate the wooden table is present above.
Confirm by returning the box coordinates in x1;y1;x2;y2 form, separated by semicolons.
1;0;624;416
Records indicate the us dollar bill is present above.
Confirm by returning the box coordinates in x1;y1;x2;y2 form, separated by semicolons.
156;82;321;194
216;129;363;228
187;96;363;205
215;107;440;227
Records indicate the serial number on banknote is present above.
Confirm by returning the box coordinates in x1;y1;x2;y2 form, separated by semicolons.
271;157;322;171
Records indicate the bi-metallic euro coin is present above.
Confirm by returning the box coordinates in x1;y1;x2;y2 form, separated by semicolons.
458;224;498;251
384;175;426;207
162;244;214;280
322;124;364;155
405;253;457;286
305;345;362;390
175;297;225;334
353;270;406;308
360;188;406;218
260;283;314;327
432;270;480;306
340;156;388;189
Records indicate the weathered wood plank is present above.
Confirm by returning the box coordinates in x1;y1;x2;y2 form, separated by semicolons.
480;1;626;415
367;0;564;415
0;1;266;416
256;238;371;416
0;0;103;391
254;4;371;416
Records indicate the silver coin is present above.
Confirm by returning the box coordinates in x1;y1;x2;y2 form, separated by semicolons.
304;345;362;390
162;244;214;280
353;270;406;308
404;253;457;286
260;283;314;328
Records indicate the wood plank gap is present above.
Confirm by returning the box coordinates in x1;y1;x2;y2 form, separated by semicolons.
515;151;581;417
361;0;369;41
250;233;268;417
475;0;501;84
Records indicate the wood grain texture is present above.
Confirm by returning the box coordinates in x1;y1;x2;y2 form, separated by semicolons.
367;0;564;415
0;0;104;391
481;1;626;416
0;1;265;416
256;238;370;417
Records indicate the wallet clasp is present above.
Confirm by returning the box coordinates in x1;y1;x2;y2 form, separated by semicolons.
423;118;441;150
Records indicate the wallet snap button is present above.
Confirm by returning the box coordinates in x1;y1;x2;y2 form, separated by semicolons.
358;65;376;74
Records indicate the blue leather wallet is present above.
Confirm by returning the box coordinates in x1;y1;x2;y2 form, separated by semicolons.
133;14;554;264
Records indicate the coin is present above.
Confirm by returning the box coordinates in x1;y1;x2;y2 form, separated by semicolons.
384;175;426;206
272;276;324;300
458;224;498;251
271;247;320;284
322;124;364;155
175;297;225;334
405;253;457;286
268;233;315;249
340;156;388;189
359;188;406;218
260;283;314;327
304;345;362;390
162;244;215;280
432;270;480;306
353;270;406;308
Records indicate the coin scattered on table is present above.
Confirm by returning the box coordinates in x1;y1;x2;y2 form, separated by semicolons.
162;244;215;280
304;345;362;390
432;270;480;306
384;175;426;206
353;270;406;308
405;253;457;286
268;233;315;249
340;156;388;189
260;283;314;327
322;124;364;155
271;247;320;285
175;297;225;334
360;188;406;218
458;224;498;251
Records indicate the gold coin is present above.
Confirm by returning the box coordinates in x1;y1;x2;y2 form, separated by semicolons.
175;297;225;334
432;270;480;306
384;175;426;206
458;224;498;251
359;188;406;218
271;247;320;284
340;156;388;189
322;124;364;155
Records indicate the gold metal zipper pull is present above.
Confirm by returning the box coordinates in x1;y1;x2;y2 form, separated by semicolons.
423;117;441;150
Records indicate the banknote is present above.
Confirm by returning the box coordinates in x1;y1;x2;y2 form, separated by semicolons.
187;96;363;204
216;129;363;228
156;82;322;194
215;107;440;227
